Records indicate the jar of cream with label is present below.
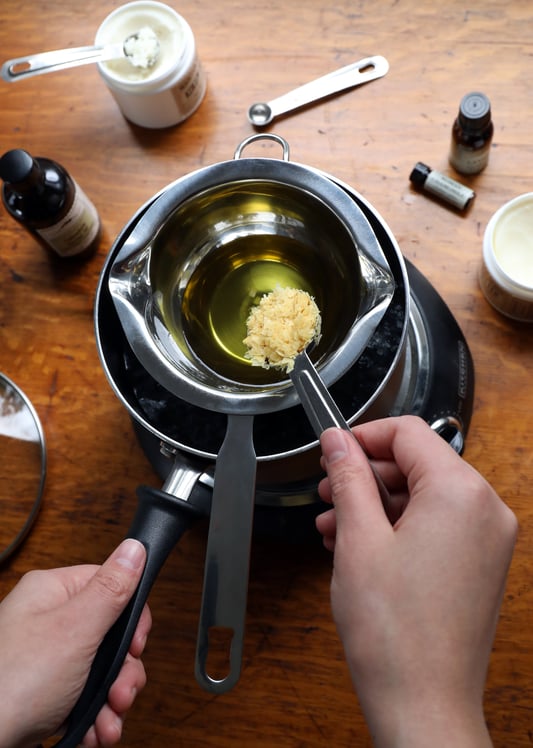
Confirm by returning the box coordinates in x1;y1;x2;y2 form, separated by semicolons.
95;1;206;128
480;193;533;322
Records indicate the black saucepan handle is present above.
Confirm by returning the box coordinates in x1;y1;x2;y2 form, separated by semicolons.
52;485;203;748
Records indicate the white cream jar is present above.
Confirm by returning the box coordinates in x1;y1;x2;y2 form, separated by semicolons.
480;193;533;322
95;1;206;128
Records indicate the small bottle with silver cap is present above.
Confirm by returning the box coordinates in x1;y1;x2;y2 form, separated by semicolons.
449;91;493;175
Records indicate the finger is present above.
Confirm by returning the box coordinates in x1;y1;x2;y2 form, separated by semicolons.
80;724;99;748
80;655;146;747
320;451;411;529
369;458;408;492
315;506;336;538
107;653;147;714
61;539;147;649
92;702;124;747
353;415;457;485
317;475;332;503
129;603;152;658
320;428;392;535
320;460;406;504
384;490;411;521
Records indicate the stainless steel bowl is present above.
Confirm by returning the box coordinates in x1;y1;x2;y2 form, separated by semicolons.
109;135;395;416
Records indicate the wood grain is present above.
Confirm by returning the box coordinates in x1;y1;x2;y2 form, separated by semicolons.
1;0;532;745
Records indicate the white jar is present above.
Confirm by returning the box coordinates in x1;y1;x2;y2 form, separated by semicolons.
95;1;206;129
480;193;533;322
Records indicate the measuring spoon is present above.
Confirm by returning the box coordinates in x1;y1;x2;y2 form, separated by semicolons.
1;28;160;82
247;54;389;126
290;347;393;521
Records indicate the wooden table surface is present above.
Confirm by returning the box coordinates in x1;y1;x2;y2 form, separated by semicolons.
1;1;532;745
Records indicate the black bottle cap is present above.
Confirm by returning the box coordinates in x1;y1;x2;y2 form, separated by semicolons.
409;162;431;187
458;92;491;129
0;149;34;184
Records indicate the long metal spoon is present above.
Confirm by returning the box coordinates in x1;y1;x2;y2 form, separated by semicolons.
290;348;393;518
1;28;160;82
247;54;389;126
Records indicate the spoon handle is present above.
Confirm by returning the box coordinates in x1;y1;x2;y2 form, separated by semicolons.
290;350;392;515
249;55;389;125
1;43;123;82
195;413;257;693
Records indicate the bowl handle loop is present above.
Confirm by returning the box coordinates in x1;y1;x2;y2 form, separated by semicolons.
234;132;290;161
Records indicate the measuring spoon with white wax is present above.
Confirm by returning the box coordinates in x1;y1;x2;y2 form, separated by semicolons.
1;27;160;82
243;287;392;516
247;55;389;126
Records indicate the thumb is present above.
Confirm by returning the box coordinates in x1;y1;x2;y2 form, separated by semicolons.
64;538;146;646
320;428;388;533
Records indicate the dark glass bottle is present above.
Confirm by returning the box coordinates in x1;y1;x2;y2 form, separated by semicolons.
449;92;493;175
0;149;101;259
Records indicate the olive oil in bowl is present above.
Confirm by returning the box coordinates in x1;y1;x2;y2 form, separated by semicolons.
169;234;358;384
149;179;363;388
182;237;312;383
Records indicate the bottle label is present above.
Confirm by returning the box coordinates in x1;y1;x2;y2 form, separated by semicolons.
449;142;491;175
424;170;475;210
36;181;100;257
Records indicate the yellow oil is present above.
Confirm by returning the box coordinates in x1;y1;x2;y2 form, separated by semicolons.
174;234;328;383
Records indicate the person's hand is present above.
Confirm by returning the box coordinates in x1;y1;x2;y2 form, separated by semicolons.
0;538;151;748
316;416;517;748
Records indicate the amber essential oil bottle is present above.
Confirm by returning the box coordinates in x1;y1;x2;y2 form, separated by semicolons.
0;149;101;259
449;92;493;175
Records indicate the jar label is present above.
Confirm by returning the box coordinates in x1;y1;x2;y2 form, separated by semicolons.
479;262;533;322
170;56;206;116
36;182;100;257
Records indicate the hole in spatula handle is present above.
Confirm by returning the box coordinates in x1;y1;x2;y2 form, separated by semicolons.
205;626;234;681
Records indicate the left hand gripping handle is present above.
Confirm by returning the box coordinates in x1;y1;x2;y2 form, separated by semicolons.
52;485;202;747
